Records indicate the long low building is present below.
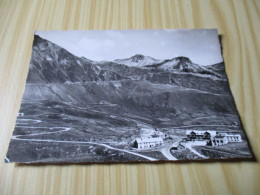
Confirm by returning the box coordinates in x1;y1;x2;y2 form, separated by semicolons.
133;137;163;149
211;133;242;146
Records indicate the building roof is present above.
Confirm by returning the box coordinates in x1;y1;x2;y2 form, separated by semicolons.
186;130;216;137
218;133;228;136
225;134;241;137
214;135;226;139
135;137;163;143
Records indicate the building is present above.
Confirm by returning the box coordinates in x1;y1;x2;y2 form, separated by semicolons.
133;137;163;149
186;130;216;141
211;135;228;146
211;133;242;146
218;133;242;142
151;131;165;138
17;112;24;117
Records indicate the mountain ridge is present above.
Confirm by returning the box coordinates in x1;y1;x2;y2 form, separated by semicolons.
113;54;164;67
30;35;223;82
28;35;128;83
27;35;230;97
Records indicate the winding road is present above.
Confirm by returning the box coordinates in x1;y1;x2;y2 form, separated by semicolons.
11;137;157;161
16;118;42;124
13;117;159;161
160;139;182;160
182;141;208;159
12;127;71;139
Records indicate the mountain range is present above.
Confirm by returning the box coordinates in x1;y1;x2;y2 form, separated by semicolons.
23;35;239;127
28;35;225;83
114;54;222;78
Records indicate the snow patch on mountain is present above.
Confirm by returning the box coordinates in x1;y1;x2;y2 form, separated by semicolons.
114;54;164;67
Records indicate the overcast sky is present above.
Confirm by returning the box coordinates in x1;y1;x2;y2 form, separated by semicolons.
35;29;223;65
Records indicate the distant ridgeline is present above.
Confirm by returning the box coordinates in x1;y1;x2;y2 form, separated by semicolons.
28;35;225;84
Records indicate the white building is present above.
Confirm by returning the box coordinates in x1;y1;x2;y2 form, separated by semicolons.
133;137;163;149
218;133;242;142
211;133;242;146
211;135;229;146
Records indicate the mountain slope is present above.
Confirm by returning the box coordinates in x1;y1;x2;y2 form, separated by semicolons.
24;35;236;120
205;62;227;76
27;35;126;83
97;60;229;94
23;80;238;119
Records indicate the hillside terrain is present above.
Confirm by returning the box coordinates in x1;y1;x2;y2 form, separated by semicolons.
6;35;249;163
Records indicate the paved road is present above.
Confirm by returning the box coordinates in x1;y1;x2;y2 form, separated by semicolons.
160;139;182;160
182;141;208;159
13;116;158;161
12;127;71;139
16;118;42;125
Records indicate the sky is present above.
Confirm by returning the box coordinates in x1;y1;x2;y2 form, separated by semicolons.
35;29;223;65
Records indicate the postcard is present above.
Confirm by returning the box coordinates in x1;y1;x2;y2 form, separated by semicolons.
5;29;253;163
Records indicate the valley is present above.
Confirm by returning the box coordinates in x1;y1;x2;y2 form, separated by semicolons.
5;35;253;163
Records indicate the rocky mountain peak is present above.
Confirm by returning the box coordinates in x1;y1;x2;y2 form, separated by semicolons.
174;56;192;64
131;54;145;62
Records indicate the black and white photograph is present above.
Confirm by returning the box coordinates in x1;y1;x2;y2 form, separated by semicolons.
5;29;253;163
